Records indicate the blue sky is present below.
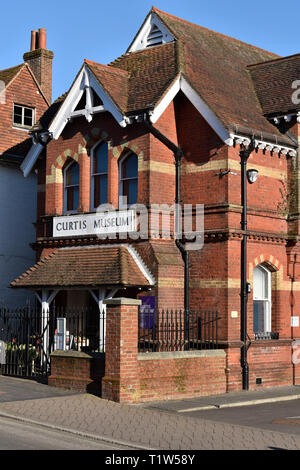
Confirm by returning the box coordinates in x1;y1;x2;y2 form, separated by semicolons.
1;0;299;101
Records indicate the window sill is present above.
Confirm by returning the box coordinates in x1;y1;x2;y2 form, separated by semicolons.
12;125;32;132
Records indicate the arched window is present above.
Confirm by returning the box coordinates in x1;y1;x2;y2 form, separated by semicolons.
91;142;108;209
119;152;138;206
253;264;271;334
64;160;79;213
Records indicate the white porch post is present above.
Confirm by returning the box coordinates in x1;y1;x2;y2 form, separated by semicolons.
89;288;118;352
35;289;59;369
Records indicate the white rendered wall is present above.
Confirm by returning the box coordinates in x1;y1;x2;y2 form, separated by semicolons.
0;165;36;307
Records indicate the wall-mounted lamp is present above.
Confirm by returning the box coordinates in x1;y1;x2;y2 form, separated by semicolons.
247;169;258;184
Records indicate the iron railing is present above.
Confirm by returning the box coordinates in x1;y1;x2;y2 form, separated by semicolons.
254;331;279;341
0;307;104;378
138;309;220;352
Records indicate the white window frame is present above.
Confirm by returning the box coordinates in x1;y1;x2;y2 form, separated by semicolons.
118;151;138;209
63;160;80;214
253;264;272;333
90;141;108;211
13;103;35;129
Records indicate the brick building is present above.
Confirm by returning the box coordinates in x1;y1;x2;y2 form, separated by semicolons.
0;28;52;306
10;7;300;400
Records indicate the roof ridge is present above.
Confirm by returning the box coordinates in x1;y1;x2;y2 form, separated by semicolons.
247;52;300;68
85;59;129;76
0;63;23;74
152;6;280;58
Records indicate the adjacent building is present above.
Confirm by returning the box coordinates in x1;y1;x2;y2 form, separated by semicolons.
0;29;52;306
10;7;300;397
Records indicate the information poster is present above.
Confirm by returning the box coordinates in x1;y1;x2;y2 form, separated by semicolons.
139;296;155;329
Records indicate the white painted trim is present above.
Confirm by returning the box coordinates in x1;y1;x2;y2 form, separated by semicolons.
179;77;231;143
128;11;175;52
149;75;181;124
228;133;296;157
49;67;86;140
125;244;156;286
253;264;272;333
148;74;231;143
87;69;126;127
49;65;125;139
70;105;105;119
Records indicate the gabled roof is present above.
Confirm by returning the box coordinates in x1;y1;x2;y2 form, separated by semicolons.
22;7;298;176
0;64;24;87
0;62;50;105
85;60;129;114
148;7;292;146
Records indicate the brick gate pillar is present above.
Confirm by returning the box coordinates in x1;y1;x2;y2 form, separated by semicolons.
102;298;141;403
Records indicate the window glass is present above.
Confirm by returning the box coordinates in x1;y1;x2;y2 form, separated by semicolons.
121;153;138;205
13;104;35;128
92;142;108;208
253;265;271;334
123;153;138;178
65;161;79;212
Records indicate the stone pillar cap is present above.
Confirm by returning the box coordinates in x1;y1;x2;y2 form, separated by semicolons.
103;297;142;306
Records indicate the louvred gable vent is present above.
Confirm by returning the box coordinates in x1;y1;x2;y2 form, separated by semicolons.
146;24;163;47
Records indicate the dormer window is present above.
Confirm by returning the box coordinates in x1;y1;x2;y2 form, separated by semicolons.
13;104;35;129
146;24;163;47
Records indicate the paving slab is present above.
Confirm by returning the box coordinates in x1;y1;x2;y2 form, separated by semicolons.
139;386;300;412
1;376;300;450
0;390;300;449
0;375;78;402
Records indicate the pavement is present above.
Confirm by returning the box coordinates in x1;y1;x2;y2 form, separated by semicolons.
1;376;300;450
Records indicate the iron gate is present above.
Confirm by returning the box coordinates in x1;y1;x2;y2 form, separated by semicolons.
0;307;104;379
0;308;50;378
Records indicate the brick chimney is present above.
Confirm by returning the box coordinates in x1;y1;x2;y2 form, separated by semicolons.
23;28;54;104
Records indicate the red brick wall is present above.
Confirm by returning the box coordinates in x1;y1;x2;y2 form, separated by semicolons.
35;81;300;397
49;351;105;395
101;299;226;404
0;65;48;155
137;352;226;401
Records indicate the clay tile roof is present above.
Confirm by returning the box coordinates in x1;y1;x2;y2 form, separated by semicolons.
0;63;24;87
11;245;152;288
32;92;67;131
32;7;297;147
248;54;300;116
84;59;129;114
149;7;294;146
109;41;178;112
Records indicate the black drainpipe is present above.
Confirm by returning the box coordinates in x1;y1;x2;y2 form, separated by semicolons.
144;118;189;312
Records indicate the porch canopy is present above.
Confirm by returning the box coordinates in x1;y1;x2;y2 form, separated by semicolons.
11;245;154;289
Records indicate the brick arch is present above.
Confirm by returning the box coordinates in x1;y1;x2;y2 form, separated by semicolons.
46;148;80;185
251;254;281;272
82;128;110;154
113;143;144;164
